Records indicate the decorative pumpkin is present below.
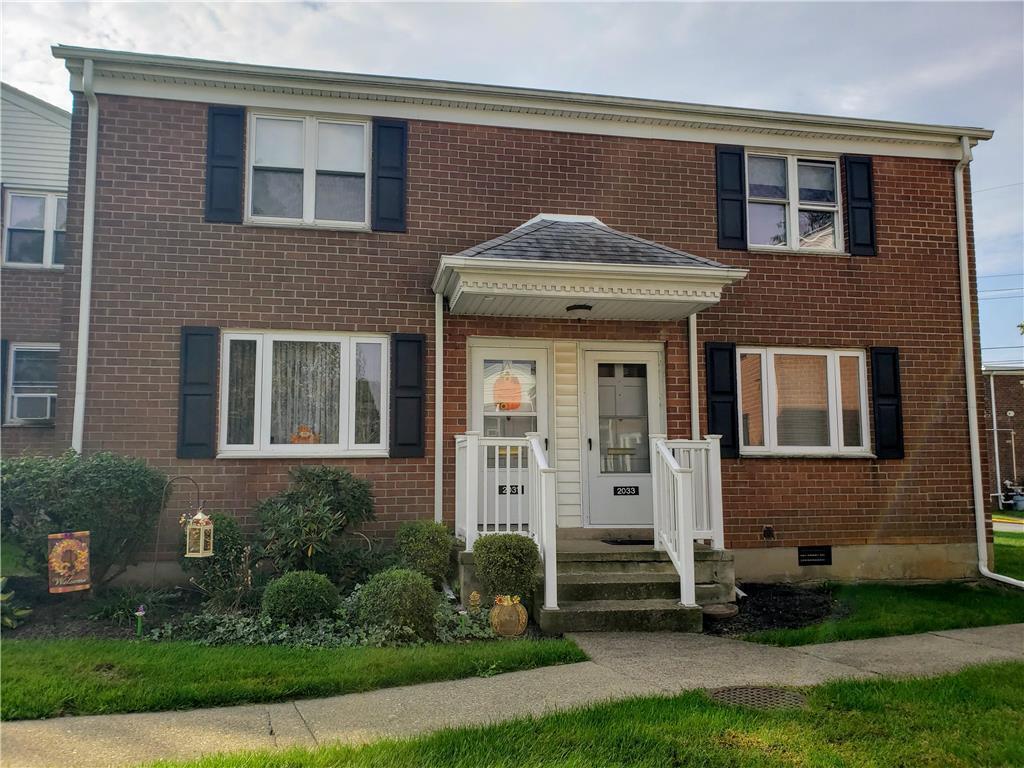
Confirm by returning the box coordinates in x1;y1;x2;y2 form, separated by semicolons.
490;595;528;637
289;424;320;444
493;368;522;412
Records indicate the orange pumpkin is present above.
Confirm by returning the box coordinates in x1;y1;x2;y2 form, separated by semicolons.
493;369;522;411
289;424;320;444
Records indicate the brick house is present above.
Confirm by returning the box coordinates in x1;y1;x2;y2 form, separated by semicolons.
1;83;71;457
40;46;1004;628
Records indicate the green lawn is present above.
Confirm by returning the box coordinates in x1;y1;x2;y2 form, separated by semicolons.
994;530;1024;581
746;582;1024;647
0;638;586;720
148;661;1024;768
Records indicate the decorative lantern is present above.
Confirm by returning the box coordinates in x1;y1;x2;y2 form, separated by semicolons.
493;367;523;412
184;510;214;558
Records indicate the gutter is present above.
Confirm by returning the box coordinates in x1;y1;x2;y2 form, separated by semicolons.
956;135;1023;589
71;59;98;453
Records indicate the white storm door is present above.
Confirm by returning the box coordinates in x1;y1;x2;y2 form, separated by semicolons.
470;346;549;531
584;350;662;527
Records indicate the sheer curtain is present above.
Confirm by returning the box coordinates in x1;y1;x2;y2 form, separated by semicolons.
270;341;341;445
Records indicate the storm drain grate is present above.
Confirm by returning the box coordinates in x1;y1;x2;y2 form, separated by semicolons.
708;686;807;710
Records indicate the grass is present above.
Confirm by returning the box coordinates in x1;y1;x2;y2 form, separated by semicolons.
148;661;1024;768
0;637;586;721
994;530;1024;581
746;581;1024;647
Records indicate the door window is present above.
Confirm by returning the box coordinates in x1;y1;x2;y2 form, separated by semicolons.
597;363;650;473
482;359;538;438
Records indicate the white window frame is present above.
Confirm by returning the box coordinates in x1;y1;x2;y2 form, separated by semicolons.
218;331;388;458
737;347;870;457
245;112;372;230
5;342;59;425
744;153;844;253
3;190;67;269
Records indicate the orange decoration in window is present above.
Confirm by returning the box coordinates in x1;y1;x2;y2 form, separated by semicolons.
289;424;321;444
493;369;523;412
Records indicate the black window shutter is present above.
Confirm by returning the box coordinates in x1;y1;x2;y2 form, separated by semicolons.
390;333;425;457
716;145;747;250
371;119;408;232
205;106;245;224
844;155;876;256
0;339;8;424
177;326;219;459
870;347;904;459
705;342;739;458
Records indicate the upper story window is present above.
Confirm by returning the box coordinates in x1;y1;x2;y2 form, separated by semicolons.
746;154;843;252
219;331;388;457
247;114;370;228
5;343;58;424
3;191;67;268
737;347;869;456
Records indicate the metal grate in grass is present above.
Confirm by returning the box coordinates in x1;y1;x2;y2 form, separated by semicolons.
708;686;807;710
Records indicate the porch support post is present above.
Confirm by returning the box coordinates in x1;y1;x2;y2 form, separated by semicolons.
706;434;725;550
689;313;700;440
542;466;559;610
464;431;480;551
650;433;666;552
675;468;697;608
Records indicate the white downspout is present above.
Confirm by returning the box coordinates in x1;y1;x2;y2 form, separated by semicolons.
71;59;98;453
434;293;444;522
689;313;700;439
957;135;1023;589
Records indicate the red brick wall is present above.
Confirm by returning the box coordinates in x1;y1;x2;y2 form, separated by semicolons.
1;186;65;455
985;372;1024;492
56;92;987;558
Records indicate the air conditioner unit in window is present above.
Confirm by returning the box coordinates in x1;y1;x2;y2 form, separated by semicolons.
12;394;56;421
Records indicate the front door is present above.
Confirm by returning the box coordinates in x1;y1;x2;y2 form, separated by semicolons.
583;350;663;527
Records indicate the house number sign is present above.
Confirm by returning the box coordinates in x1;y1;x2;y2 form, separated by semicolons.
497;484;525;496
613;486;639;496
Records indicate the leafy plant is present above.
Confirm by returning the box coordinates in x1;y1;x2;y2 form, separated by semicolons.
357;567;438;641
395;521;454;587
261;570;340;626
434;597;494;644
1;451;165;587
87;585;179;627
182;513;259;611
0;577;32;629
472;534;539;602
316;536;399;594
256;466;374;575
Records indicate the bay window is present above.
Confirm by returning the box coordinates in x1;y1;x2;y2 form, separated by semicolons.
219;332;387;457
248;114;370;227
746;154;842;252
737;347;869;455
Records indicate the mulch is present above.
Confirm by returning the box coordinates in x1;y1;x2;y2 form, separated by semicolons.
702;582;845;637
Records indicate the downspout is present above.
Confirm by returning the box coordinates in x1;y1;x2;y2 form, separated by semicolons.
689;313;700;439
434;293;444;522
71;59;98;453
957;135;1023;588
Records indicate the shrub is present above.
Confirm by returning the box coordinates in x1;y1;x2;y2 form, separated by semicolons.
261;570;340;626
472;534;539;602
316;536;399;594
395;521;454;586
357;567;438;640
182;513;257;611
87;585;180;627
257;466;374;575
1;451;165;586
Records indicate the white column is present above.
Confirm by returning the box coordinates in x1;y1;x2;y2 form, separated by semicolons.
542;467;559;610
464;431;480;551
650;434;666;551
675;468;697;607
706;434;725;550
689;313;700;440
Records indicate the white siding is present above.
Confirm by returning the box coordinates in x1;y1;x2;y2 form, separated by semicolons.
554;341;583;527
1;85;71;192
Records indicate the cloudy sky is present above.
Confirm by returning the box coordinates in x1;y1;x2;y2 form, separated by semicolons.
3;1;1022;360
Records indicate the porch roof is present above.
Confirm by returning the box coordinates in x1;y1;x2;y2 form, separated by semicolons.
432;216;747;321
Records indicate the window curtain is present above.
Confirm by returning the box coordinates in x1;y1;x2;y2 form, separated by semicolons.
270;341;341;444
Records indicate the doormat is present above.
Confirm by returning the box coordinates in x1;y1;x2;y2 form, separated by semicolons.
601;538;655;546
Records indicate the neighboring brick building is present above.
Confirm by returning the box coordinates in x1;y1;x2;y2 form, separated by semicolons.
48;46;993;596
984;365;1024;502
1;83;72;457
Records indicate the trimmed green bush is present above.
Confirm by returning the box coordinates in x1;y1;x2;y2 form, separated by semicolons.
472;534;539;602
357;567;438;640
1;451;165;586
395;521;454;586
261;571;340;626
256;466;374;575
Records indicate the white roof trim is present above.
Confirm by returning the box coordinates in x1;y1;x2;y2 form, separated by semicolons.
516;214;606;229
51;46;992;160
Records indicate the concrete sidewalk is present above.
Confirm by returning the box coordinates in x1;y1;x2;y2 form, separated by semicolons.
3;624;1022;768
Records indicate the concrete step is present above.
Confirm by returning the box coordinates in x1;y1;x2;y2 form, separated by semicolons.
538;598;703;633
558;558;731;585
557;572;733;604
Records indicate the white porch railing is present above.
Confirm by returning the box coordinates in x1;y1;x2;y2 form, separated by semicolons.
650;434;724;607
455;431;558;610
